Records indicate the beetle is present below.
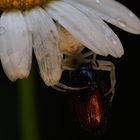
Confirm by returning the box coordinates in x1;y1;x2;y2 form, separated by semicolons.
52;47;116;131
69;63;103;129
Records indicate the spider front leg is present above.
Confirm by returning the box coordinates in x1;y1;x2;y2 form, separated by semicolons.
92;58;116;103
82;50;116;103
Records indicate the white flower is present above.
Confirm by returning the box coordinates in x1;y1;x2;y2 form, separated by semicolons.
0;0;139;86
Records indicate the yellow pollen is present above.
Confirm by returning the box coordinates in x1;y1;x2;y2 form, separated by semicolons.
0;0;50;11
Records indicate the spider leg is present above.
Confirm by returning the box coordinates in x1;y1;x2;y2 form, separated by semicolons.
83;51;94;58
52;83;88;93
92;59;116;103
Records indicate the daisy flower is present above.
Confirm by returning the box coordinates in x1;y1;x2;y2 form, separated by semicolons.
0;0;140;86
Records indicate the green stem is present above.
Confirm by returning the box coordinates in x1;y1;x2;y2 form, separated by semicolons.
18;70;39;140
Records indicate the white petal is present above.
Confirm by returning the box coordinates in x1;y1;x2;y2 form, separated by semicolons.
63;0;124;57
47;1;119;57
46;1;106;56
65;0;140;34
0;10;32;81
24;7;63;86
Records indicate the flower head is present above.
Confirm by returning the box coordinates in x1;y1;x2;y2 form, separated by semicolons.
0;0;140;86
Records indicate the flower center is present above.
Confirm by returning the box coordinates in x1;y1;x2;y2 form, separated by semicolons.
0;0;51;11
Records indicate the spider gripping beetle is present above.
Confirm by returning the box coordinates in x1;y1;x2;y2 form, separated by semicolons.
52;46;116;132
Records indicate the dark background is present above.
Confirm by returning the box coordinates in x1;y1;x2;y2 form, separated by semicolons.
0;1;140;140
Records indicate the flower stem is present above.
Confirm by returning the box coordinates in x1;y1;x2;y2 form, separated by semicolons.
18;69;39;140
